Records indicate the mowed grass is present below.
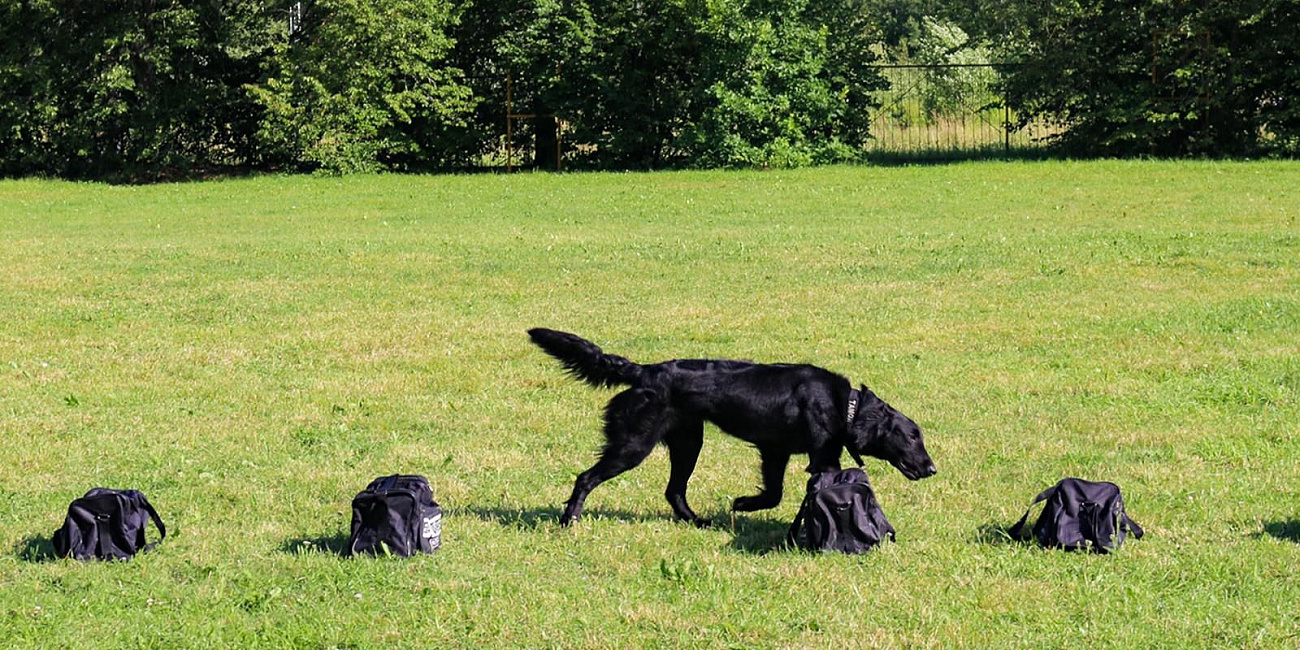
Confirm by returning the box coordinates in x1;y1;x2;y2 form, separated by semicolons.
1;160;1298;648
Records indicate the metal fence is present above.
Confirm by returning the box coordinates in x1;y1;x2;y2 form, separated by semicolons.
866;63;1058;160
498;63;1058;169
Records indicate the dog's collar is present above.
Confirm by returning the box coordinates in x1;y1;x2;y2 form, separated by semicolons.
845;388;865;468
846;388;860;424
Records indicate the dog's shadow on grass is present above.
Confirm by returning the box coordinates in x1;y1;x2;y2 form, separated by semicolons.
1260;519;1300;543
14;534;59;562
278;532;351;556
463;505;795;554
725;515;795;555
460;505;661;530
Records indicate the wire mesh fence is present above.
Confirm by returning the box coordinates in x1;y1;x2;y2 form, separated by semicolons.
866;63;1058;161
496;64;1060;169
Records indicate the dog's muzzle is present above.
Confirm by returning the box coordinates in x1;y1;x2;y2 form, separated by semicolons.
894;459;938;480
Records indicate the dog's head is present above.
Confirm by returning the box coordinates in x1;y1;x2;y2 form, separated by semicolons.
849;386;936;481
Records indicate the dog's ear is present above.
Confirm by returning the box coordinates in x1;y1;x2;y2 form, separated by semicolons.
848;385;882;448
859;385;886;412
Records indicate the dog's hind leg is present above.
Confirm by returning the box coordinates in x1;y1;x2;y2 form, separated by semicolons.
560;388;665;526
732;450;791;512
663;416;710;528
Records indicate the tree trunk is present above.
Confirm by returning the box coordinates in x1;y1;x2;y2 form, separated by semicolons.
532;114;558;170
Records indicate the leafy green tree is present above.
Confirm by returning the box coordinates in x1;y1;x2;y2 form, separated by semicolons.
249;0;476;173
454;0;885;169
0;0;272;179
953;0;1300;156
1229;0;1300;155
680;0;883;167
447;0;597;168
584;0;885;168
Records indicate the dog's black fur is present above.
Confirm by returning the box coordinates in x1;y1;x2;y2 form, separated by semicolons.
528;328;936;527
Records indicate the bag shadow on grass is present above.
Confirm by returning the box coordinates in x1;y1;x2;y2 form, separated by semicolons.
278;532;351;556
973;522;1023;546
1260;519;1300;543
14;534;59;562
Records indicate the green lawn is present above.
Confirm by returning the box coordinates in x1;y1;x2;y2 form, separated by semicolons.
2;161;1298;649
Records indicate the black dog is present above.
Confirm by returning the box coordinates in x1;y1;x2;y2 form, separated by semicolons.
528;328;936;527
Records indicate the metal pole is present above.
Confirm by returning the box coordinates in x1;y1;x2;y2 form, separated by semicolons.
506;71;513;172
1004;102;1011;156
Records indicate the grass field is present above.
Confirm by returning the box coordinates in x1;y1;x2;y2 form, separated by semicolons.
2;160;1298;648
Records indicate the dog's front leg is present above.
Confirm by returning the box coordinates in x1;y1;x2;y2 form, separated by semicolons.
732;450;790;512
805;445;843;475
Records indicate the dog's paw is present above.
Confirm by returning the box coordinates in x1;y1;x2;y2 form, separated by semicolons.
673;514;712;528
732;495;778;512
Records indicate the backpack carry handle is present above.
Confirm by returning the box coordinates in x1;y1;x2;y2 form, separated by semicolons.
1007;484;1059;540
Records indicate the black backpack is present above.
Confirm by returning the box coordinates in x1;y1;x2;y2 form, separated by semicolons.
1008;478;1145;553
787;468;895;554
53;488;167;561
347;474;443;557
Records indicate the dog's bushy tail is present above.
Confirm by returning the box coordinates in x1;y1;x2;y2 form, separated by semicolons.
527;328;643;388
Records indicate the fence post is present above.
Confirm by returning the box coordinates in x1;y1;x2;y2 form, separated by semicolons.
1004;102;1011;156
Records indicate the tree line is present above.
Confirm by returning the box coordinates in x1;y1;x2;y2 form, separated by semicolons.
1;0;1295;179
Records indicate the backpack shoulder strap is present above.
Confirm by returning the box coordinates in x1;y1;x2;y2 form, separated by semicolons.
135;494;168;551
1007;484;1060;540
1121;512;1144;539
95;507;116;559
786;491;817;548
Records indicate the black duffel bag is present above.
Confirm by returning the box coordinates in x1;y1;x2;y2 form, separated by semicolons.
347;474;442;557
1008;478;1144;553
787;468;895;554
53;488;167;561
